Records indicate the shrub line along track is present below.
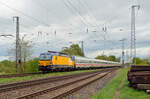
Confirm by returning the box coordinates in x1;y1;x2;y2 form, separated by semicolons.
0;68;115;93
15;68;119;99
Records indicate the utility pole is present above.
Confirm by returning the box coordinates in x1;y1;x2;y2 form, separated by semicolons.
126;50;129;64
130;5;140;65
102;26;107;55
120;38;126;67
13;16;20;72
80;41;84;56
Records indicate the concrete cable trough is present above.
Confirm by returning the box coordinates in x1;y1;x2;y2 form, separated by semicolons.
128;65;150;93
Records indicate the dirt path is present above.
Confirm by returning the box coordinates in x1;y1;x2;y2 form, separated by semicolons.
113;78;126;99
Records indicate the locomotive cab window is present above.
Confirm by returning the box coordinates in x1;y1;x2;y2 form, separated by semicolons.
39;54;51;60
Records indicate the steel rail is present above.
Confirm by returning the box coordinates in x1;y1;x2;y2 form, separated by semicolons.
0;72;42;78
16;70;109;99
52;72;110;99
0;69;111;93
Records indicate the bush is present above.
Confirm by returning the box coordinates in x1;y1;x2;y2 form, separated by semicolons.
26;58;39;73
0;58;39;74
0;60;16;73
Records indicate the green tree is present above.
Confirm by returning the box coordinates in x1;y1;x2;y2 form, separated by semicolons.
115;57;121;62
61;44;84;56
95;55;120;62
95;55;107;60
26;58;39;73
0;60;16;73
108;55;116;61
133;57;149;65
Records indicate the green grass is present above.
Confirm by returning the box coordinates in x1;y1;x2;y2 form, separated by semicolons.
92;68;128;99
0;72;5;75
92;68;150;99
0;69;101;84
119;78;150;99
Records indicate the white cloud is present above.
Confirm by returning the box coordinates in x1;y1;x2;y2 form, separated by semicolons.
136;47;150;57
0;0;150;60
0;56;10;61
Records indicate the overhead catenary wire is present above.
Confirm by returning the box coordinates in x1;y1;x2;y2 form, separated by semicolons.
65;0;103;42
61;0;88;27
33;0;90;47
0;1;50;26
31;0;105;48
61;0;94;44
74;0;104;41
66;0;95;27
77;0;103;35
0;0;132;59
73;0;116;48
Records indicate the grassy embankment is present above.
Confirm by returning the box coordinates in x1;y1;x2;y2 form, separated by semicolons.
92;68;150;99
0;69;101;84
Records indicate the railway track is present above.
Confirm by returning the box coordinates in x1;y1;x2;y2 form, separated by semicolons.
0;67;119;99
0;66;120;78
0;68;114;93
15;68;118;99
51;72;109;99
0;72;42;78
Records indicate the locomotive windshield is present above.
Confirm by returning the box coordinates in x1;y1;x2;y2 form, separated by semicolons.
39;54;51;60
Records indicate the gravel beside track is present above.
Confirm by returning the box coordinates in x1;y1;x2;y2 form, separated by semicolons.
0;68;119;99
51;69;118;99
50;73;108;99
65;68;119;99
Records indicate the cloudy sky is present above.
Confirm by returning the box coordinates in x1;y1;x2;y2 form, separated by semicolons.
0;0;149;61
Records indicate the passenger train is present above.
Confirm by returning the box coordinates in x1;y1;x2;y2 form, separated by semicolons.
38;51;120;72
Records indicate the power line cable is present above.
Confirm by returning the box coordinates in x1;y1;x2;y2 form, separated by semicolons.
61;0;88;27
73;0;104;40
78;0;103;32
0;1;50;26
68;0;103;42
66;0;93;26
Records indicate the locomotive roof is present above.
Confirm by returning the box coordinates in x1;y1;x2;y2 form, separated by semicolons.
40;51;70;57
48;51;68;55
40;52;56;55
